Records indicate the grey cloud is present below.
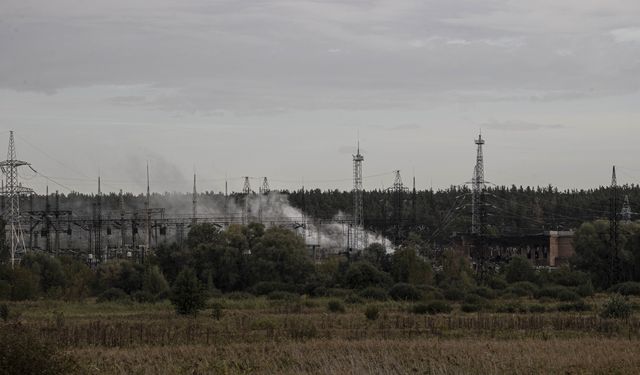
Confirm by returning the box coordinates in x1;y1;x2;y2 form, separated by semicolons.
482;121;567;132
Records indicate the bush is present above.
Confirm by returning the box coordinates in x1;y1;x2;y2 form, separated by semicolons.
412;301;452;315
557;300;591;312
461;303;482;313
535;286;567;299
132;290;156;303
0;324;78;375
267;291;299;301
528;304;546;313
487;276;508;290
358;287;388;301
576;282;595;297
504;256;537;283
327;300;346;313
224;291;254;300
97;288;129;303
344;294;363;304
495;302;525;313
609;282;640;296
600;294;633;319
442;288;465;301
210;302;224;321
557;289;581;302
463;293;487;305
170;268;206;316
345;261;392;289
505;281;539;297
250;281;297;296
389;283;422;301
0;304;8;322
364;305;380;321
472;287;497;299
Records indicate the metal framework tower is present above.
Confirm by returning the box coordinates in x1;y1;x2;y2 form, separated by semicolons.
390;170;408;245
471;133;488;280
192;173;197;226
92;177;102;263
0;131;33;267
243;176;251;224
352;143;364;251
260;177;270;195
471;133;486;235
145;163;151;261
622;194;632;223
610;166;620;285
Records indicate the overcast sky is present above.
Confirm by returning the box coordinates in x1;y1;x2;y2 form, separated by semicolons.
2;0;640;194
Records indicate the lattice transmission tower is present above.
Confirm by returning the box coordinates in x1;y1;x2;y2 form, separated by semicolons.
0;131;34;267
243;177;251;224
621;194;631;223
351;142;365;251
610;166;620;285
470;133;488;280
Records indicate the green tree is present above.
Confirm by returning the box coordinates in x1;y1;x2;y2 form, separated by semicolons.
390;246;433;285
143;265;170;296
170;268;206;316
21;253;66;295
503;256;537;284
345;261;392;289
248;226;314;285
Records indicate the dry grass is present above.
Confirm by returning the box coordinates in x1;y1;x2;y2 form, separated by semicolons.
72;338;640;375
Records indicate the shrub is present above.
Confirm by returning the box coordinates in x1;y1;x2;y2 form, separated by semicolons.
364;305;380;321
250;317;277;331
412;301;452;315
251;281;297;296
0;280;11;300
488;276;508;290
267;291;299;301
504;256;537;283
528;304;546;313
345;261;392;289
327;300;346;313
535;286;568;299
609;282;640;296
0;324;78;375
97;288;129;303
358;287;388;301
224;291;254;300
461;303;482;313
463;293;487;305
505;281;539;297
0;304;8;322
576;282;595;297
210;302;224;321
495;302;525;313
600;294;633;319
170;268;206;316
442;288;465;301
389;283;422;301
472;287;497;299
557;300;591;312
132;290;156;303
557;289;581;302
344;294;364;304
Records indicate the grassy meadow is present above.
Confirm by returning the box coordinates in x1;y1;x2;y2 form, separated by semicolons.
3;292;640;374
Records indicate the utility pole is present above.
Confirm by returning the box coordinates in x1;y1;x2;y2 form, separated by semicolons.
259;177;269;223
390;170;407;246
0;131;34;267
94;177;102;263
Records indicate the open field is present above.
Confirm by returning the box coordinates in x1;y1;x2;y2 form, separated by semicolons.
3;294;640;374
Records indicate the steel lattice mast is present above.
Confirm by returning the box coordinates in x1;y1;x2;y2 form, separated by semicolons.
0;131;34;267
622;194;632;223
243;176;251;224
352;142;364;251
471;133;486;235
192;173;197;226
610;166;620;285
